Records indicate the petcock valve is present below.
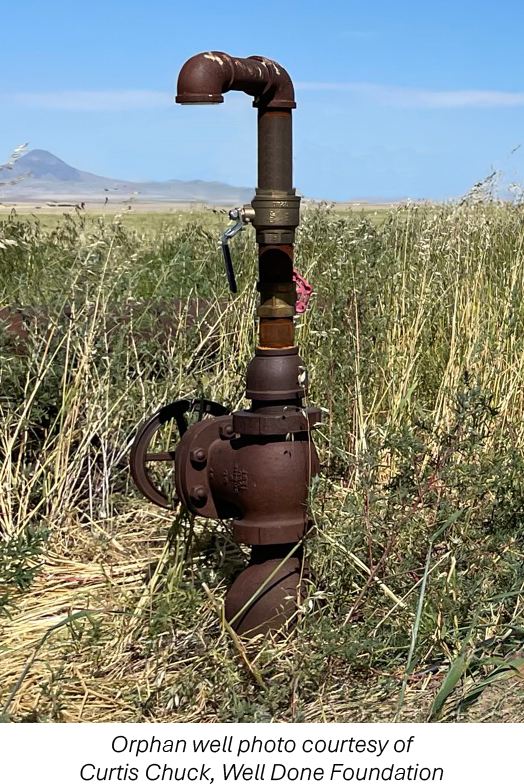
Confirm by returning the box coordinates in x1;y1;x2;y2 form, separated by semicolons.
219;206;255;293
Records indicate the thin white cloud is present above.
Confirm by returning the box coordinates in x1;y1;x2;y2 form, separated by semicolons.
14;90;173;110
296;82;524;109
12;84;524;111
11;88;250;112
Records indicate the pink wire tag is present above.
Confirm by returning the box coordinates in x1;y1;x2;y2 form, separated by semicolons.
293;269;313;314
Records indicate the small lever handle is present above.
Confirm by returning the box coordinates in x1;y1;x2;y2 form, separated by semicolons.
219;206;254;294
221;240;238;294
220;208;243;294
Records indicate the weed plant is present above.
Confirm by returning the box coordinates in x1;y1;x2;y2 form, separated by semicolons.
2;203;524;722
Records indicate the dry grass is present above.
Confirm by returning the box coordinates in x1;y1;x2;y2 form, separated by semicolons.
2;203;524;722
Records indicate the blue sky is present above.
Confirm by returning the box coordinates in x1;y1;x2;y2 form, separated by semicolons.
2;0;524;200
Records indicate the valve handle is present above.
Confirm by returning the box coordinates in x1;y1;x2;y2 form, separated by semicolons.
221;241;238;294
219;206;254;294
129;398;229;509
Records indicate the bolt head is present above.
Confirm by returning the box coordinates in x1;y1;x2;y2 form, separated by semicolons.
190;447;207;465
219;422;235;439
190;485;207;504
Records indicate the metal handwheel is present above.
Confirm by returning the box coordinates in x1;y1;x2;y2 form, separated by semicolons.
129;398;229;509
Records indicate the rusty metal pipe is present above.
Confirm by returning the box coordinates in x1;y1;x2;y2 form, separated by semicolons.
176;51;296;108
258;244;295;348
177;52;312;635
258;109;293;191
130;51;320;638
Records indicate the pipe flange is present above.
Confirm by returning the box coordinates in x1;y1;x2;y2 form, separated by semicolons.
255;346;298;357
233;407;322;436
232;517;313;546
129;398;229;509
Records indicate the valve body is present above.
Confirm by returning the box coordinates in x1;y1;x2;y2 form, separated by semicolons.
172;343;321;636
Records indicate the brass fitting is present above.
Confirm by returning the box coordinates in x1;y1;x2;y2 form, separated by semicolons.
257;280;296;318
251;189;301;245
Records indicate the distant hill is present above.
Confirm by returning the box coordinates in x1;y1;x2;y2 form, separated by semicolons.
3;149;256;205
2;149;409;206
8;149;91;183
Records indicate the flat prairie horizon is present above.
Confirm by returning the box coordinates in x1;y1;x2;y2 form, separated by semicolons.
0;199;409;216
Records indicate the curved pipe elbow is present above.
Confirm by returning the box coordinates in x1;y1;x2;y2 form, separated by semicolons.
176;51;296;109
176;51;233;104
249;55;296;109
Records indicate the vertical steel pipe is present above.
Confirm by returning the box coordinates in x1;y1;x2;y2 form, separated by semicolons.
172;52;319;636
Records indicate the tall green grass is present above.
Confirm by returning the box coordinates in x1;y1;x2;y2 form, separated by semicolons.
2;203;524;722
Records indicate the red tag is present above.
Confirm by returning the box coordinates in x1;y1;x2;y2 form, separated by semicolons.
292;269;313;313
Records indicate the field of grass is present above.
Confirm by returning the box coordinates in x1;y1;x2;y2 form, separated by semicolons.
0;206;227;231
2;202;524;723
